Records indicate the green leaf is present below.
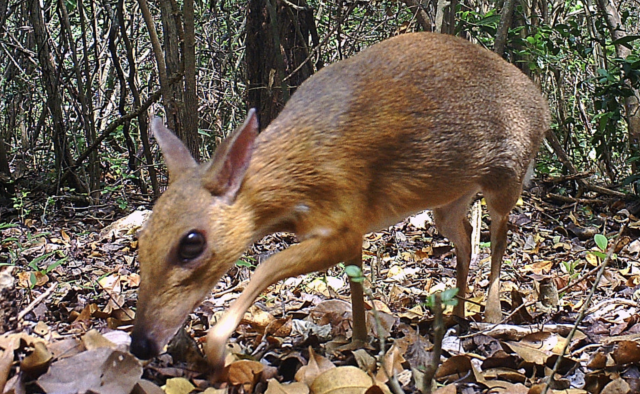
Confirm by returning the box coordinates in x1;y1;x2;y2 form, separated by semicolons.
611;35;640;49
235;259;255;268
46;257;67;273
344;265;363;280
0;223;18;230
594;234;608;251
477;15;500;26
29;252;55;270
441;288;459;302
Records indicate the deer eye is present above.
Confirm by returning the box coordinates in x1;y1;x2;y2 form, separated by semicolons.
178;231;206;262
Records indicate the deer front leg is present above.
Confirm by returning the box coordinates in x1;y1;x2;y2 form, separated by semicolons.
205;230;362;374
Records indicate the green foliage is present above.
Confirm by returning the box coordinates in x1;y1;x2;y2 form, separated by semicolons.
235;256;257;268
594;233;608;251
425;288;459;309
11;191;31;222
344;265;365;283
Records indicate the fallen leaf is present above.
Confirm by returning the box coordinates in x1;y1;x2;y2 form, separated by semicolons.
295;347;335;386
265;379;310;394
162;377;195;394
37;348;142;394
21;341;52;378
132;379;165;394
225;359;264;392
310;366;375;394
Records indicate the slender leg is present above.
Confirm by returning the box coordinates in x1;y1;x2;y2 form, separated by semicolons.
483;186;521;323
433;192;475;319
205;230;361;374
485;212;508;323
347;251;367;344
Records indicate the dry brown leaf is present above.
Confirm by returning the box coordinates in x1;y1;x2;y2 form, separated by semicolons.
0;338;18;393
18;271;49;288
435;355;473;382
202;387;230;394
82;329;116;350
523;260;553;275
241;305;275;331
375;341;406;383
20;341;52;378
353;349;376;373
601;378;631;394
505;341;550;365
398;305;423;320
295;347;336;386
47;338;84;360
132;379;165;394
309;366;374;394
433;385;457;394
73;303;97;323
612;340;640;365
587;351;607;369
162;377;195;394
60;229;71;242
265;379;310;394
37;348;142;394
225;359;264;392
483;380;529;393
264;317;293;338
34;321;50;336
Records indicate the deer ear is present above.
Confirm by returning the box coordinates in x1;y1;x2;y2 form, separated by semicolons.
203;109;259;199
151;118;197;180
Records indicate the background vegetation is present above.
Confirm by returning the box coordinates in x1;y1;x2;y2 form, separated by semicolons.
0;0;638;221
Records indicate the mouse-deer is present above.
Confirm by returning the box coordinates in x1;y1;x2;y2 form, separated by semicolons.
130;32;550;371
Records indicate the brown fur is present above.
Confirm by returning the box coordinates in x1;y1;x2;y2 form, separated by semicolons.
130;32;550;370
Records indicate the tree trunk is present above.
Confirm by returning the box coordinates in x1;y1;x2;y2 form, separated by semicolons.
29;0;86;194
139;0;200;161
595;0;640;181
400;0;432;31
494;0;516;56
246;0;316;129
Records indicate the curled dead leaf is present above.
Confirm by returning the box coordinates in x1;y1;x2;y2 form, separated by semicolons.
224;359;264;392
295;347;335;386
21;341;52;378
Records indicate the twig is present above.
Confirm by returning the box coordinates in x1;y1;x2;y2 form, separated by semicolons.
422;293;444;394
545;193;607;205
18;283;57;320
468;323;586;341
542;170;595;183
363;287;404;394
558;262;602;294
541;223;627;394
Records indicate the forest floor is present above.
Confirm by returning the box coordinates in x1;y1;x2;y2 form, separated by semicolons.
1;186;640;394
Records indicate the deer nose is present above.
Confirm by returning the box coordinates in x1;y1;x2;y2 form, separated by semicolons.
130;331;158;360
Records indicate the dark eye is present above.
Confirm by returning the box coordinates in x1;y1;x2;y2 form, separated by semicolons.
178;231;206;262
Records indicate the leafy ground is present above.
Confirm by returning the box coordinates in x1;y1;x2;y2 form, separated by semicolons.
1;186;640;394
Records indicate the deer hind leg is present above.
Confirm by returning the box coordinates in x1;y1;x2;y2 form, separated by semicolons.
482;181;523;323
433;191;476;319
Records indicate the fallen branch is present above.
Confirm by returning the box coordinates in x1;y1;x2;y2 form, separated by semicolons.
18;283;57;321
468;322;586;340
546;193;607;205
542;170;594;183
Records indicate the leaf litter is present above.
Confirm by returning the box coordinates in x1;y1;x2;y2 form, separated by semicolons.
0;191;639;393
